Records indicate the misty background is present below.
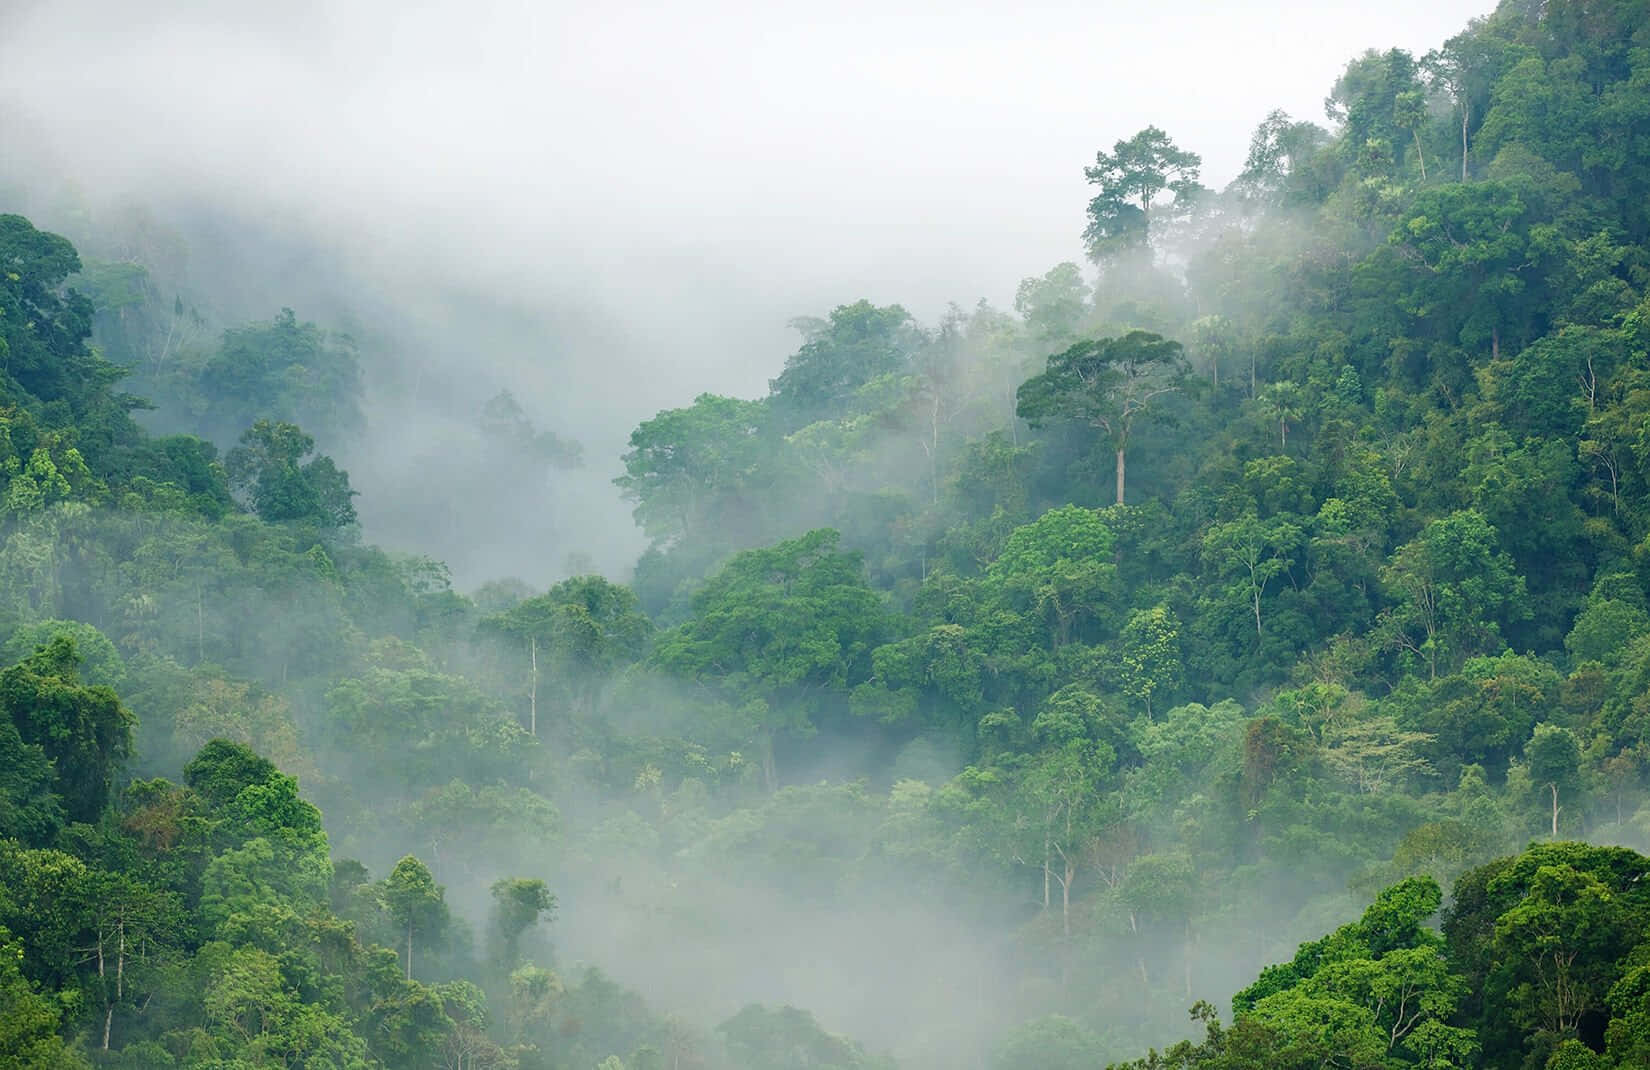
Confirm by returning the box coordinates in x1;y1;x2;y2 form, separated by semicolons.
2;0;1486;587
1;4;1562;1066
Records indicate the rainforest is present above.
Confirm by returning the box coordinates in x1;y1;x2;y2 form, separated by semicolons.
4;0;1650;1068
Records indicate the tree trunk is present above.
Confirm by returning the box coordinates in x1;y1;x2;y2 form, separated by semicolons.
1251;571;1264;639
1115;448;1126;506
929;396;942;506
1461;102;1470;181
1184;923;1194;999
1061;860;1074;939
528;635;538;737
1550;782;1561;838
1413;130;1427;181
406;922;414;980
1042;834;1051;913
97;929;109;1050
761;731;777;794
106;919;124;1051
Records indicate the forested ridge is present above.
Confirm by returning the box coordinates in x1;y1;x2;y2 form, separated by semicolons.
6;0;1650;1067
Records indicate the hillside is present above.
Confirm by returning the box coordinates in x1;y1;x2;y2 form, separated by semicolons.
4;1;1650;1067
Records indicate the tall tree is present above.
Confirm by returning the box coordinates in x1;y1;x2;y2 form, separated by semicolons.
1082;127;1203;260
380;855;449;981
489;877;555;971
1016;330;1186;504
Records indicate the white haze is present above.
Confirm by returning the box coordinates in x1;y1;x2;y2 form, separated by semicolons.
5;0;1488;410
3;0;1489;583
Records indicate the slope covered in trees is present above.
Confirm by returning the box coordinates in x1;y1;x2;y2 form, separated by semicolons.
5;0;1650;1066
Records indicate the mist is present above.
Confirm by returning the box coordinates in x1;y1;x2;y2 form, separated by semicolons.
3;0;1487;580
10;0;1636;1067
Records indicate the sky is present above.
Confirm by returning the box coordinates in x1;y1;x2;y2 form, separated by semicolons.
0;0;1495;576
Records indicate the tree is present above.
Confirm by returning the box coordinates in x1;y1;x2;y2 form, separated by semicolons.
1491;862;1634;1041
1083;127;1203;260
1119;605;1182;718
1015;263;1091;351
1424;30;1498;183
0;925;82;1070
1233;876;1475;1066
1523;723;1582;838
1258;382;1304;450
1380;511;1528;679
0;214;123;417
489;877;555;970
0;720;60;847
717;1004;881;1070
0;636;133;824
224;419;357;527
1232;110;1330;210
1016;330;1186;504
986;504;1117;649
615;393;776;546
991;1015;1105;1070
1392;179;1557;360
479;389;582;469
1324;49;1427;177
1203;512;1304;643
482;575;653;732
1016;691;1119;939
381;855;450;981
196;307;364;445
1395;90;1429;181
183;737;280;808
1321;716;1436;796
0;619;125;690
651;529;890;790
69;870;183;1051
768;301;917;428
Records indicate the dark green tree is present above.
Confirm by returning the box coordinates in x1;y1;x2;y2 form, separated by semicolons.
1016;331;1186;504
1083;127;1203;260
0;637;133;824
224;419;357;527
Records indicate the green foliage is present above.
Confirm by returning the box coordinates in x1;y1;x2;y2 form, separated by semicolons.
616;392;777;547
1;636;133;824
10;3;1650;1066
224;419;357;527
1017;330;1186;504
488;877;554;971
0;926;85;1070
0;215;123;419
653;529;891;788
1380;510;1529;679
1083;127;1204;259
194;308;363;446
718;1004;890;1070
993;1015;1106;1070
768;301;918;428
